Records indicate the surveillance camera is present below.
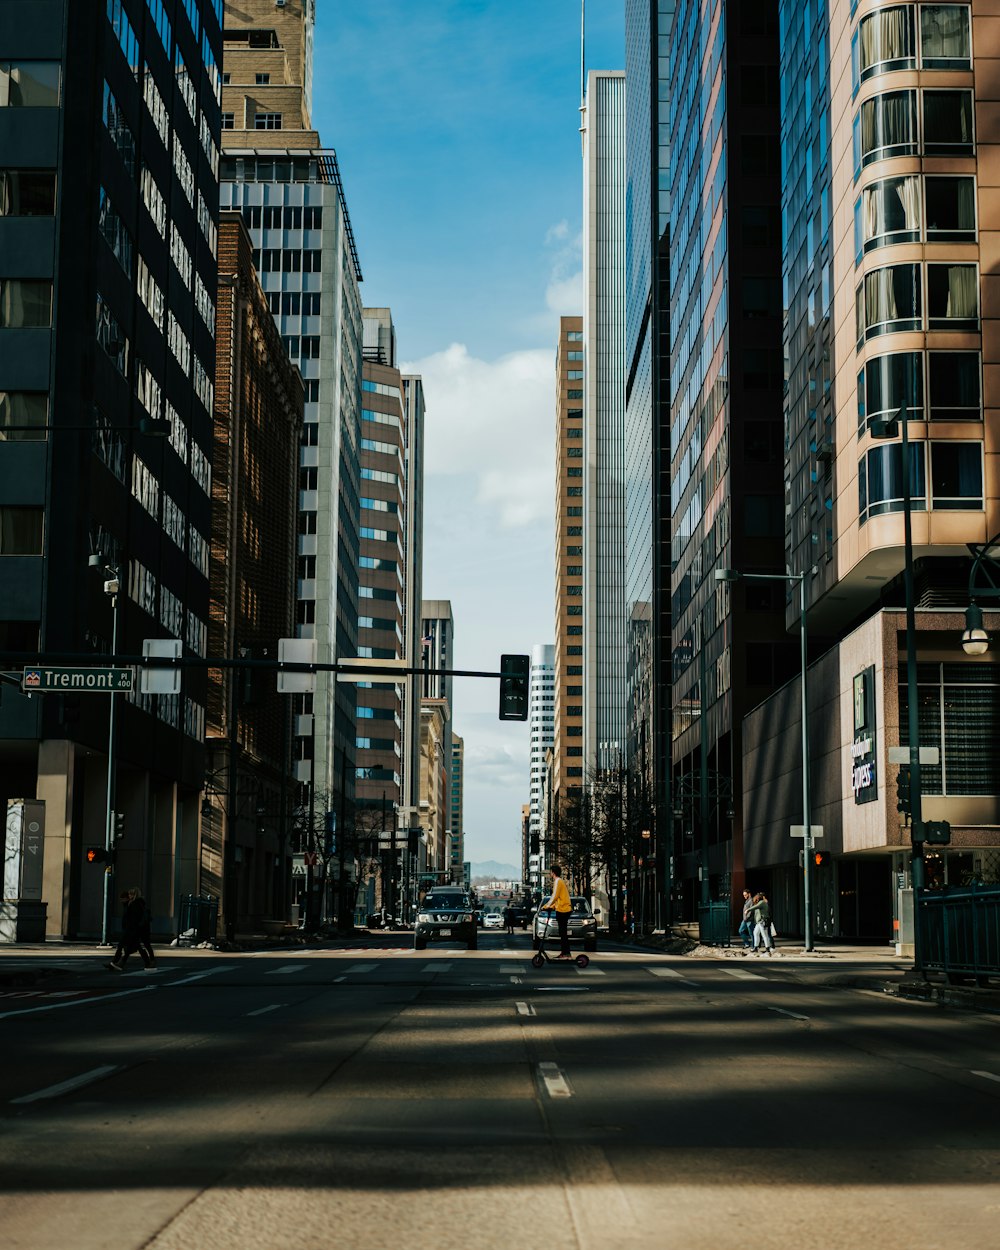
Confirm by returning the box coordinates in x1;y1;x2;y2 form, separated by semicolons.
103;577;120;595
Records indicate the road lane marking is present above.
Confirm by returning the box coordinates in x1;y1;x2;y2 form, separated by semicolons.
333;976;346;983
266;964;308;976
0;985;156;1021
723;969;765;980
499;964;523;973
535;986;590;992
538;1061;572;1098
575;966;605;976
646;967;699;985
246;1003;286;1017
972;1070;1000;1084
510;976;522;984
769;1006;810;1021
164;966;236;986
515;1001;536;1016
344;963;378;974
422;962;452;972
11;1064;120;1104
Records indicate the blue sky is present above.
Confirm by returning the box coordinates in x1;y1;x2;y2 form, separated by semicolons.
312;1;624;867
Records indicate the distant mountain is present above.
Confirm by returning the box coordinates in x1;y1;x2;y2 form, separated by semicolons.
470;860;520;881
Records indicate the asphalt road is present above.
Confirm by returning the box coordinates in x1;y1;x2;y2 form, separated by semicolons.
1;934;999;1250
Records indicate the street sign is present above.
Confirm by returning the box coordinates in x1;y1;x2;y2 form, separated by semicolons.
22;666;134;693
887;746;939;765
790;825;824;838
303;850;318;867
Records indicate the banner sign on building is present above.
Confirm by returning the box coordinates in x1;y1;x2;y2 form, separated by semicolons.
850;665;878;804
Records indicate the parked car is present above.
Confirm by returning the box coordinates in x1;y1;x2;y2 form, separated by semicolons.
532;896;599;952
483;911;504;929
508;905;529;929
414;889;478;950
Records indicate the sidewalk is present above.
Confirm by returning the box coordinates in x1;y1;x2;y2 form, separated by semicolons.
615;929;1000;1015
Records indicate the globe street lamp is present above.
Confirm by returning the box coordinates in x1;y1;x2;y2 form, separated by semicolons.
962;534;1000;656
715;566;814;950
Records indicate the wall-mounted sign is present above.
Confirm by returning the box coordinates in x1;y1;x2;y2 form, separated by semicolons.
850;666;877;804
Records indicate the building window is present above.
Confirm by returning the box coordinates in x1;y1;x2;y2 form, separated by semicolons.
856;264;920;343
858;442;926;523
221;112;234;129
923;89;974;155
567;389;583;399
920;6;972;69
255;72;270;85
930;441;982;510
0;507;43;554
0;169;56;216
0;280;51;328
900;661;1000;796
254;112;282;130
853;90;917;174
567;369;583;380
926;263;977;330
566;330;583;341
854;175;920;258
925;175;976;242
857;352;922;436
0;391;47;440
853;7;915;89
928;352;980;422
222;72;231;85
0;61;61;107
566;486;583;497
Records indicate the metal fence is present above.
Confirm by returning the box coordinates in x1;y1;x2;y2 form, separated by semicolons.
916;884;1000;983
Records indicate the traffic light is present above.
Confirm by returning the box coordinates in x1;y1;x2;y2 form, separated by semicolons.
814;851;831;867
895;765;911;817
499;653;530;721
85;846;107;864
113;811;125;844
921;820;952;845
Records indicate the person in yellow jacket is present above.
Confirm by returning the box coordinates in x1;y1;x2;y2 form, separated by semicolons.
543;864;573;959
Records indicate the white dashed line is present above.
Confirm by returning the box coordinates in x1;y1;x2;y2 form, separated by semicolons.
646;967;699;986
769;1006;810;1021
333;976;346;983
722;969;765;981
245;1003;286;1017
575;966;605;976
972;1070;1000;1084
164;966;236;986
538;1061;572;1098
12;1065;120;1105
515;1001;536;1016
0;985;156;1021
343;963;379;974
266;964;308;976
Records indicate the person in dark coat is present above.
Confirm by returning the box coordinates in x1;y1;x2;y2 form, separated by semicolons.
503;904;515;935
108;888;154;972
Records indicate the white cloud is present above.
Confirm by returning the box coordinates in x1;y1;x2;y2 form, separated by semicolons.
545;270;582;315
400;342;555;528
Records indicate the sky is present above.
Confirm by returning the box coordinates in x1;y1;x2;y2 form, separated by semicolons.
312;1;625;867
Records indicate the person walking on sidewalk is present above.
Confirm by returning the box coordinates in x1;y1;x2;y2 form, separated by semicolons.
739;889;754;948
108;888;154;972
542;864;573;959
751;892;774;955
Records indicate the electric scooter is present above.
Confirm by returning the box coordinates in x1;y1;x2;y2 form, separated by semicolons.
531;911;589;969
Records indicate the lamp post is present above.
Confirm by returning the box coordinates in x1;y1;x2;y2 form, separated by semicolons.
715;566;814;950
870;395;924;972
88;555;120;946
962;533;1000;656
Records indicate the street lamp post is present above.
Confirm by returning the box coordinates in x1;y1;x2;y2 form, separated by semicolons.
715;566;814;950
870;396;924;972
89;555;121;947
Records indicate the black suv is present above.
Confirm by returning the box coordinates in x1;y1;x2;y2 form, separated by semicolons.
414;890;478;950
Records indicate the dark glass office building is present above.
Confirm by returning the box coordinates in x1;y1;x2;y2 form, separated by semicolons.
624;0;674;926
667;1;787;923
0;0;223;939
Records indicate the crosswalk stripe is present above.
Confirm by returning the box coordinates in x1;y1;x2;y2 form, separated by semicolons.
344;963;378;974
422;962;452;972
266;964;308;976
722;969;765;981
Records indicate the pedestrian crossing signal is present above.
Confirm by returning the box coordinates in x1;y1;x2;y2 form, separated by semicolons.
86;846;107;864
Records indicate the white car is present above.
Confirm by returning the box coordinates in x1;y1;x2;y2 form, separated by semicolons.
483;911;504;929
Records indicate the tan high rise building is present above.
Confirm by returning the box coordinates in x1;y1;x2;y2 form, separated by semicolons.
550;315;586;885
739;1;1000;944
220;0;317;144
